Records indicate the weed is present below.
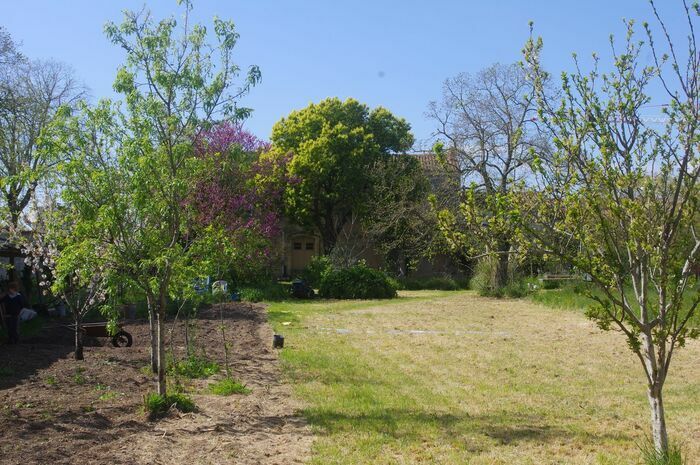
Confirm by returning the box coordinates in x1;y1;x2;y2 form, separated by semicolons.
209;377;250;396
44;375;58;386
168;355;220;379
639;440;686;465
143;392;195;418
72;367;86;385
0;366;15;377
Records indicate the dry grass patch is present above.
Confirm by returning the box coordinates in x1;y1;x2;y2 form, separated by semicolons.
269;291;700;464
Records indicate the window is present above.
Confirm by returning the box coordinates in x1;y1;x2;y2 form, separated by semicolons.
293;242;302;250
306;242;314;250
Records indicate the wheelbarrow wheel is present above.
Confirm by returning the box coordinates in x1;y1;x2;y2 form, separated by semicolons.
112;330;133;348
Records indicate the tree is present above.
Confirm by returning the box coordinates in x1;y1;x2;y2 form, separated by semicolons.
427;63;545;289
362;154;446;276
0;31;83;226
523;4;700;456
270;97;414;254
21;202;108;360
57;0;261;396
188;122;287;282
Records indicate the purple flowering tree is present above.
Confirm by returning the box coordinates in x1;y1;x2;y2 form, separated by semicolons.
188;123;289;281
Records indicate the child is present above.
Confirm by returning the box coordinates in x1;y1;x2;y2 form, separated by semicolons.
1;281;28;344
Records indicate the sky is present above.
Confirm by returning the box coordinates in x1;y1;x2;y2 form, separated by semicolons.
1;1;690;148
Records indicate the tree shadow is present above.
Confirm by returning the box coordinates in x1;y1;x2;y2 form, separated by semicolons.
301;408;635;448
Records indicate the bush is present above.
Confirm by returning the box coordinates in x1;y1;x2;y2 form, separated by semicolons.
502;279;530;298
238;281;289;302
301;255;333;288
399;276;462;291
470;259;497;296
144;392;195;418
209;377;251;396
168;355;220;379
319;263;397;299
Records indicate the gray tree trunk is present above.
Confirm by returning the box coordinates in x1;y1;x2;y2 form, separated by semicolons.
647;385;669;455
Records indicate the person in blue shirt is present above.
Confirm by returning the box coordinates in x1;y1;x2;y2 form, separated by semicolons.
1;281;28;344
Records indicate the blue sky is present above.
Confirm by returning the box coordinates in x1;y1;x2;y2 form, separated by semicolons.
2;1;689;147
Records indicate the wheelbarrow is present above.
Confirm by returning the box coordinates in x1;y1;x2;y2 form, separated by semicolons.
66;322;133;347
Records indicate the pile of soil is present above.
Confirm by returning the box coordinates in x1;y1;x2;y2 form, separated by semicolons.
0;303;312;465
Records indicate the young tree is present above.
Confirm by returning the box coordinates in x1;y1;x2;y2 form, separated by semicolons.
523;4;700;456
21;203;108;360
270;97;414;253
427;63;545;289
60;0;261;396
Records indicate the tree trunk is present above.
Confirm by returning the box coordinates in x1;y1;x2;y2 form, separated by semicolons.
494;240;510;289
74;320;84;361
156;293;167;396
647;384;669;456
146;294;157;374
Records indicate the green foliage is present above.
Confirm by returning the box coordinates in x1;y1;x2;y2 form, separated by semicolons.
72;368;86;385
301;255;333;287
143;392;195;417
270;97;413;251
501;279;530;299
209;377;251;396
168;355;220;379
238;281;289;302
319;263;397;299
639;440;686;465
398;276;462;291
470;259;497;297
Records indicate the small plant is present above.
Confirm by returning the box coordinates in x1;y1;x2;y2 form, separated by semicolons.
98;391;119;401
72;367;86;385
0;366;15;378
168;354;220;379
44;375;58;386
209;377;250;396
639;440;686;465
143;392;195;418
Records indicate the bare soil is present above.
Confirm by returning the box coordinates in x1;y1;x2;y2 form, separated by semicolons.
0;303;312;465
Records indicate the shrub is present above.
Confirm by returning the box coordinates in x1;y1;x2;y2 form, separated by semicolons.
209;377;251;396
301;255;333;288
144;392;195;417
502;279;530;298
470;259;497;296
238;281;289;302
319;263;397;299
169;355;220;379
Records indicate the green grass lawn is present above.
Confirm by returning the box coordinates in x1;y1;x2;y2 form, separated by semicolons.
268;291;700;464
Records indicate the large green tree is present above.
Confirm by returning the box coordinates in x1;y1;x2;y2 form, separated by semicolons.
523;4;700;457
270;97;413;253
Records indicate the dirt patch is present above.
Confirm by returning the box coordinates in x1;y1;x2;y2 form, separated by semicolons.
0;303;312;465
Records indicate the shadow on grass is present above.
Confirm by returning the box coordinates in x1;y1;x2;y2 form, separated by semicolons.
303;408;635;447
